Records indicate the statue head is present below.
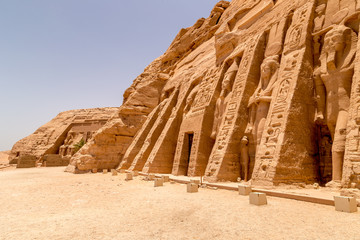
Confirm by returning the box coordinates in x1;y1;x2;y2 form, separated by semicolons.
260;56;279;82
221;58;240;95
241;136;249;145
324;26;352;52
321;25;357;70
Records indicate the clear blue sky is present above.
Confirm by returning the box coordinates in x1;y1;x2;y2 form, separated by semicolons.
0;0;220;151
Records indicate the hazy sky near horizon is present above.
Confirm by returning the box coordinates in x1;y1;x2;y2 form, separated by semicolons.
0;0;220;151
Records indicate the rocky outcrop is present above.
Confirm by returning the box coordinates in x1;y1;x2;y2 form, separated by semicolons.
8;108;118;166
12;0;360;190
0;151;10;167
113;0;360;190
66;2;231;173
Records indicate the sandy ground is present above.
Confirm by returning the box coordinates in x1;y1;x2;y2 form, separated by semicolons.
0;167;359;240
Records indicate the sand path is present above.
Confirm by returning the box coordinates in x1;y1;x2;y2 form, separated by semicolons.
0;167;359;240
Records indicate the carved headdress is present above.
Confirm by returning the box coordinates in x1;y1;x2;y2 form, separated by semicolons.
320;25;357;72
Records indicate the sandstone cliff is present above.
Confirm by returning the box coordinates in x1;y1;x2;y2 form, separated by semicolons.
0;151;10;165
66;1;231;173
11;0;360;189
9;108;119;167
114;0;360;189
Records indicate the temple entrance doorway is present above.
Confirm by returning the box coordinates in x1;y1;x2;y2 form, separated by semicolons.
184;132;194;176
316;124;333;185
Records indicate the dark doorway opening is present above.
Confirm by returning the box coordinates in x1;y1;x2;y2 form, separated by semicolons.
316;124;333;185
185;133;194;176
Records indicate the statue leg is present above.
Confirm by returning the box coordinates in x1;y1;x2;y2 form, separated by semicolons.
256;117;266;146
331;110;348;181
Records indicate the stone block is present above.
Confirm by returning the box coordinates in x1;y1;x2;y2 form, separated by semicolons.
148;173;155;180
238;185;252;196
42;154;70;167
334;196;358;213
187;183;198;193
111;169;118;176
161;175;170;182
154;178;164;187
119;169;126;173
125;172;133;181
190;179;200;185
249;192;267;206
17;155;37;168
103;169;108;174
133;171;139;176
92;168;98;173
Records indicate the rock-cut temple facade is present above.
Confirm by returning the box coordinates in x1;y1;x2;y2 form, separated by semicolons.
10;0;360;189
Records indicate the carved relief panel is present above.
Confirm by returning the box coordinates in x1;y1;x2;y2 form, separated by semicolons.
314;19;358;185
252;1;316;183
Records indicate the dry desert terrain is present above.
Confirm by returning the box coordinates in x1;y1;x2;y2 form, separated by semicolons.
0;167;359;240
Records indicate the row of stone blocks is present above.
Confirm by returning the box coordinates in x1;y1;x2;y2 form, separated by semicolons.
238;184;358;212
98;171;359;212
238;185;267;206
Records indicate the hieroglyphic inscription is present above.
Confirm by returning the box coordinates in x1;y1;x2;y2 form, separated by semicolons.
347;68;360;154
254;51;301;179
233;0;300;50
283;3;313;54
174;132;185;165
253;2;314;180
191;70;218;113
215;40;256;152
205;37;259;177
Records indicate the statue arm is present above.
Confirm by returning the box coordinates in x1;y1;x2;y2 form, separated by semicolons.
259;96;272;102
314;71;326;122
245;104;256;135
248;87;260;107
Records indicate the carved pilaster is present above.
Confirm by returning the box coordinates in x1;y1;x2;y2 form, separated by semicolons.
252;1;317;185
204;34;267;182
127;89;179;172
142;80;203;174
343;19;360;188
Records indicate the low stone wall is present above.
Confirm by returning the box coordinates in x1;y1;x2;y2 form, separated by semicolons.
43;154;70;167
17;155;37;168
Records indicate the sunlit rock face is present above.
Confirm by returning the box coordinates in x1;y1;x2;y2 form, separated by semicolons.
116;0;360;189
9;108;119;167
13;0;360;189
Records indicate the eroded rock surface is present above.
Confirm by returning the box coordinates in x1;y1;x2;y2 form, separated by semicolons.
11;0;360;190
115;0;360;189
9;108;119;167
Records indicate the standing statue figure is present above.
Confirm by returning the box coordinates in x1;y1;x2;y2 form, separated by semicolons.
183;85;199;118
245;56;280;147
313;4;326;33
240;136;250;181
314;25;357;186
210;58;240;139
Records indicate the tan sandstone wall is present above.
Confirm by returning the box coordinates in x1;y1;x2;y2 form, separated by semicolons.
13;0;360;189
9;108;119;166
114;0;360;189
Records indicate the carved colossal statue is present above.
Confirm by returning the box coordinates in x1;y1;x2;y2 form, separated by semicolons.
314;4;326;33
246;56;280;147
210;59;240;139
240;136;250;181
314;25;357;185
183;85;199;117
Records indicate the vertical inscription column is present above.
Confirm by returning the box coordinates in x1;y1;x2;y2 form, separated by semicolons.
252;1;316;185
343;17;360;188
204;34;266;182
